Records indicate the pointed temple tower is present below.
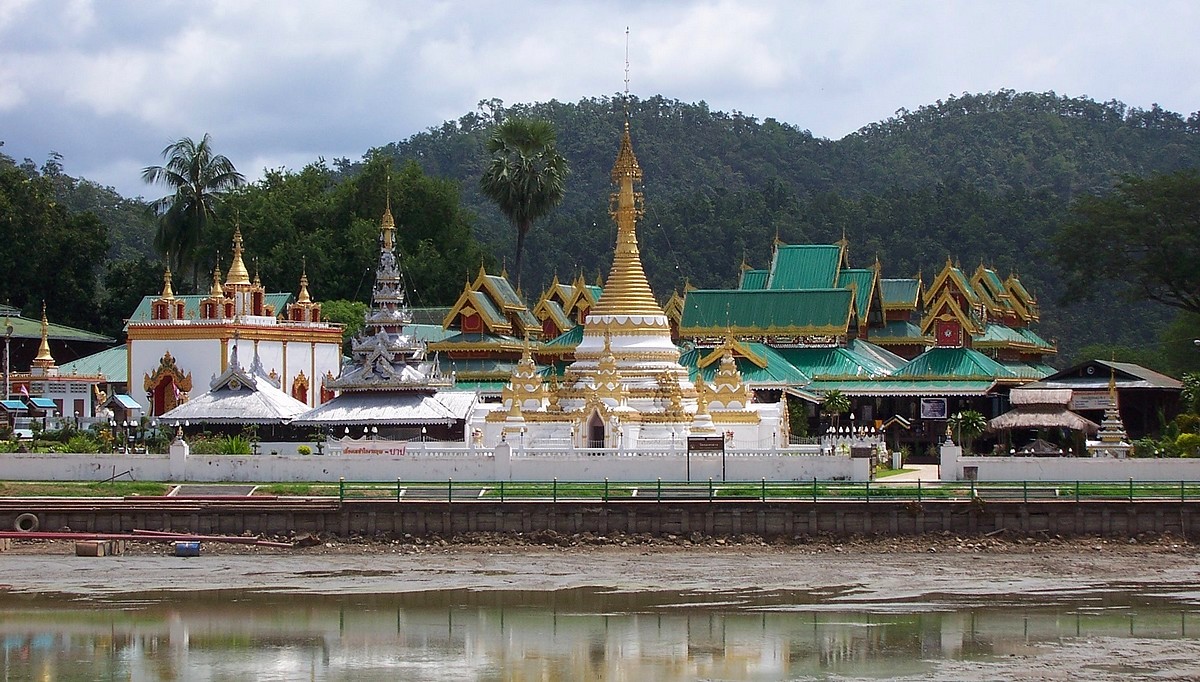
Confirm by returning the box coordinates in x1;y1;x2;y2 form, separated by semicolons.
127;224;344;415
472;121;784;450
294;201;475;441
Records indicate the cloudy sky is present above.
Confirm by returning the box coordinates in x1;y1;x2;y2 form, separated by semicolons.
2;0;1197;199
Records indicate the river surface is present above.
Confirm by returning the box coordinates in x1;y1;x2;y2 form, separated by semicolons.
4;583;1200;681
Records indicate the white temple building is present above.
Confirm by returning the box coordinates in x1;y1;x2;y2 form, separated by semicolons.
469;121;786;450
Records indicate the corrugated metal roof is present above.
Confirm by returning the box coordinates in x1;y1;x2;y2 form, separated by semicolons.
28;397;57;409
161;369;311;425
0;399;27;411
739;270;768;290
1009;388;1072;406
542;324;584;348
879;279;920;309
847;339;907;372
125;293;293;328
836;268;875;320
870;320;928;343
58;344;128;382
893;347;1016;380
680;342;812;387
807;379;997;396
767;245;841;290
1028;360;1183;391
0;310;113;343
775;346;893;379
680;289;852;335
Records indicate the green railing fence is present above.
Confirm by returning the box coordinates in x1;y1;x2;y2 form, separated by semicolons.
336;478;1200;504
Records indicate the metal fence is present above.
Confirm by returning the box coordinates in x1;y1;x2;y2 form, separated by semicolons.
335;478;1200;504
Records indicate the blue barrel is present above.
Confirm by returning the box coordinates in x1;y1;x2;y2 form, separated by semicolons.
173;541;201;557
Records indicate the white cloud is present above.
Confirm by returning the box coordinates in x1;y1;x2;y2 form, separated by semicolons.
1;0;1198;197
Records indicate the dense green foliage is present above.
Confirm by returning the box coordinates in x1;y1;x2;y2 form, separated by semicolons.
1056;170;1200;315
5;90;1200;374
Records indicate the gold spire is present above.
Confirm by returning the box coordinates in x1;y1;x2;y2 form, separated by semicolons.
225;224;252;286
160;262;175;300
209;259;224;297
297;259;312;304
253;258;262;287
380;192;395;251
32;302;54;369
591;121;663;317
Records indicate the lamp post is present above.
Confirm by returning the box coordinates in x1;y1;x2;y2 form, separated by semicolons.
3;319;11;400
421;426;427;442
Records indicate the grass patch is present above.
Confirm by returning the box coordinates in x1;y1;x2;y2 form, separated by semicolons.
874;467;918;479
0;481;170;497
255;483;339;496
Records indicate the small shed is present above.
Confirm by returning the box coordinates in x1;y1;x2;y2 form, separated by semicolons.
104;394;144;424
0;399;27;429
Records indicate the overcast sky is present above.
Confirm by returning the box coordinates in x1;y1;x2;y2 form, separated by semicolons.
2;0;1197;199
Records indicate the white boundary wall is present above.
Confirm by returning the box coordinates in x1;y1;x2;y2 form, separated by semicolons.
0;440;869;482
941;445;1200;481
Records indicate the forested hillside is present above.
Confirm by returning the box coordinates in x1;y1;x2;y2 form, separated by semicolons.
3;91;1199;369
372;91;1200;366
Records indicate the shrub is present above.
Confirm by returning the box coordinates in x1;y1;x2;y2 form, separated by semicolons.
218;435;252;455
297;445;312;455
66;434;102;453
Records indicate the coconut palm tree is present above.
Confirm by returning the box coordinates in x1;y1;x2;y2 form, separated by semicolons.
479;118;568;292
142;134;245;288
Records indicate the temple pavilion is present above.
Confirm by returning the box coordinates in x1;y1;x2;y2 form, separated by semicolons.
293;202;476;441
125;225;344;418
468;120;785;450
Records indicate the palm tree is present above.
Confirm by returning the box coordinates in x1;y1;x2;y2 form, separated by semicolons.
142;134;245;288
948;410;988;453
479;118;568;291
821;390;851;433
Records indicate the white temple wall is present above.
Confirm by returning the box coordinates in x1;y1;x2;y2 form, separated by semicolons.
941;445;1200;481
129;338;214;411
0;444;868;482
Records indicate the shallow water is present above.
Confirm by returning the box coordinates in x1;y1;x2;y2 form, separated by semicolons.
3;585;1200;681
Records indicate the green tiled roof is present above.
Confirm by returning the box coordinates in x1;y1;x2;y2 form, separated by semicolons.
680;289;852;335
996;360;1055;380
125;293;294;329
407;323;452;343
1007;276;1034;303
584;285;603;301
0;306;113;343
410;307;453;325
871;320;929;343
836;268;874;319
893;347;1016;380
542;324;584;349
680;342;812;387
433;332;522;347
767;245;841;290
466;290;506;328
484;274;526;310
879;279;920;309
739;270;768;290
775;346;893;379
947;268;981;305
451;380;508;393
807;379;997;396
973;324;1029;345
58;344;128;382
1016;327;1055;350
536;299;573;333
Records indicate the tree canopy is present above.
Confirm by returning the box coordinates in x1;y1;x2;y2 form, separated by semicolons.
479;117;568;291
1055;170;1200;316
142;134;246;287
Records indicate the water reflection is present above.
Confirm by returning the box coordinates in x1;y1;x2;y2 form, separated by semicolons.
2;587;1198;680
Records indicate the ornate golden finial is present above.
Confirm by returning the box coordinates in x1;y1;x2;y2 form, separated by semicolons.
209;252;224;297
226;222;252;286
33;301;55;369
253;257;262;287
160;261;175;300
381;188;396;251
297;257;312;304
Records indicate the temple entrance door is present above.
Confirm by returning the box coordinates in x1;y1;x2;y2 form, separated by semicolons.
587;413;605;449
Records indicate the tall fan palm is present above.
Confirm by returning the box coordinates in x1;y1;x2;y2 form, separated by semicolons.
142;134;245;287
479;118;568;292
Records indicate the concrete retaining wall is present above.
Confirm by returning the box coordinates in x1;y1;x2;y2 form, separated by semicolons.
4;499;1197;539
941;445;1200;481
